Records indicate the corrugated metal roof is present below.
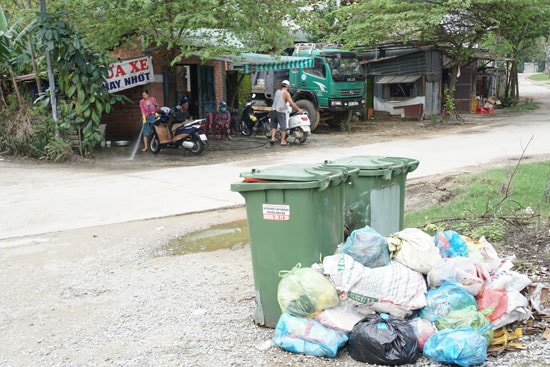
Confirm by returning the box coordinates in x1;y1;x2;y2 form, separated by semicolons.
376;75;421;84
216;53;313;73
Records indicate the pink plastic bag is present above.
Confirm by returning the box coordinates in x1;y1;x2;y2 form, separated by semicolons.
476;288;508;322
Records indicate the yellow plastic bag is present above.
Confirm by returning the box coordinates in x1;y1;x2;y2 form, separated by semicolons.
278;264;339;318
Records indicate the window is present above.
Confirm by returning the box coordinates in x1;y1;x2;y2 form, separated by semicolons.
304;58;326;78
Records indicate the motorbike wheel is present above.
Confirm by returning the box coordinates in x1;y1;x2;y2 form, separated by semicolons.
241;122;252;136
188;136;204;155
149;135;161;154
291;127;307;144
262;121;271;138
274;130;281;141
298;128;307;144
295;99;319;131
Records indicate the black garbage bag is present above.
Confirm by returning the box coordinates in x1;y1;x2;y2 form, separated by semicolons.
349;313;419;365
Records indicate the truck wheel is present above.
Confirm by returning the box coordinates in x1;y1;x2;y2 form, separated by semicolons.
295;100;319;131
327;111;352;128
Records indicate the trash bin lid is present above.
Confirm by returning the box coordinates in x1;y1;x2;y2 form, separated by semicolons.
324;156;419;179
239;164;344;182
231;164;347;193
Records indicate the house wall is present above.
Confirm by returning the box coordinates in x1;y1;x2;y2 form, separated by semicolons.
363;49;442;119
101;45;226;141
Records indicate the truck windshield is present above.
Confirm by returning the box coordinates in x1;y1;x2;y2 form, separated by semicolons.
325;55;364;82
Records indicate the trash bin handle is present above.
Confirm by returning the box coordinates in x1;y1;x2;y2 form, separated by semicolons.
360;168;393;180
303;169;343;191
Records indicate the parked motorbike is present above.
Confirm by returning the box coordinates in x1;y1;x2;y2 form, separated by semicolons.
240;99;271;138
149;106;208;155
274;110;311;144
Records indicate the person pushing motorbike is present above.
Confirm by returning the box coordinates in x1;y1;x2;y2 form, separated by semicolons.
270;80;302;146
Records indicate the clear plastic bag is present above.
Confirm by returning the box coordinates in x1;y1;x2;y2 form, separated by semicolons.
420;281;477;322
316;302;363;333
408;317;437;350
342;225;390;268
427;257;491;296
387;227;443;274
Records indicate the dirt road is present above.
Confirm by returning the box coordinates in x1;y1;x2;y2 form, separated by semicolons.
1;75;549;366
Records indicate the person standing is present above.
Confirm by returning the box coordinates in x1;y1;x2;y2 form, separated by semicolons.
139;90;159;152
270;80;302;146
215;101;232;140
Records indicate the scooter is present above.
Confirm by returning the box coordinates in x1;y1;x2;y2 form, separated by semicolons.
149;106;208;155
240;98;271;138
274;109;311;144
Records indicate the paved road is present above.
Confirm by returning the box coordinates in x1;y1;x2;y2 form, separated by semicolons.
1;75;549;240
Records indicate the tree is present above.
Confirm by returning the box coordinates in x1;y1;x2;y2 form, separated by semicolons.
0;4;28;108
34;11;128;157
41;0;313;109
332;0;504;120
487;0;550;103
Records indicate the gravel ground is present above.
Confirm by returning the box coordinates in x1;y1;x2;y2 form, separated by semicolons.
1;206;548;367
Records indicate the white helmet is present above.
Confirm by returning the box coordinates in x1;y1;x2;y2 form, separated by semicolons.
281;80;290;87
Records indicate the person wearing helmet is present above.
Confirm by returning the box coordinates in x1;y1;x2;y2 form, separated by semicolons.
270;80;302;146
174;96;192;123
215;101;232;140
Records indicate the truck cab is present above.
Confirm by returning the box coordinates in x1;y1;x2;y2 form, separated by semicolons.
251;44;365;130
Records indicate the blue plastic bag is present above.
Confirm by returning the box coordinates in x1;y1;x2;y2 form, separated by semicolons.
423;327;487;367
420;281;477;322
342;225;390;268
434;230;468;258
272;313;348;358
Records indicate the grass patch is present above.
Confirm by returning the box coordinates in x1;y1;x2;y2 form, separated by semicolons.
156;219;249;256
528;73;550;83
405;161;550;242
506;97;539;111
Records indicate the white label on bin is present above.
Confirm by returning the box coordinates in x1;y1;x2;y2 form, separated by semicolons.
262;204;290;221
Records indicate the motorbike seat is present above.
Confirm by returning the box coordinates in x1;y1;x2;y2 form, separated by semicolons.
171;122;184;132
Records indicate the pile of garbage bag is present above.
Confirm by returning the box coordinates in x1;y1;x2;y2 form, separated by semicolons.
271;225;543;366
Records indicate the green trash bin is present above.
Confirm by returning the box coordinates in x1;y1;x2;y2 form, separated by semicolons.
323;156;419;237
230;164;355;328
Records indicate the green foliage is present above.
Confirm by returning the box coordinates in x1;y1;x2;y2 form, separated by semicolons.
506;100;539;111
529;74;550;83
405;161;550;243
443;85;456;118
0;93;70;159
51;0;312;61
41;136;74;162
34;11;128;157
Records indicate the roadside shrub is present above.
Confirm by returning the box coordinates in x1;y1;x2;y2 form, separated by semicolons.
0;95;74;161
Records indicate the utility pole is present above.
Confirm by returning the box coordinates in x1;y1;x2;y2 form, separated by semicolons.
40;0;59;136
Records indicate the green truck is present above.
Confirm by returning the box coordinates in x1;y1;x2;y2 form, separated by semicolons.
250;43;366;131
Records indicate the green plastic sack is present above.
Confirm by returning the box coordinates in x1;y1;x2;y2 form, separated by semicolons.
278;264;340;318
435;305;493;345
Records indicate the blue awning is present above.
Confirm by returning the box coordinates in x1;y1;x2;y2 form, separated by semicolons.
215;53;313;73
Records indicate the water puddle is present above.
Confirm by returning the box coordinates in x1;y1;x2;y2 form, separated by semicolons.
155;219;249;256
